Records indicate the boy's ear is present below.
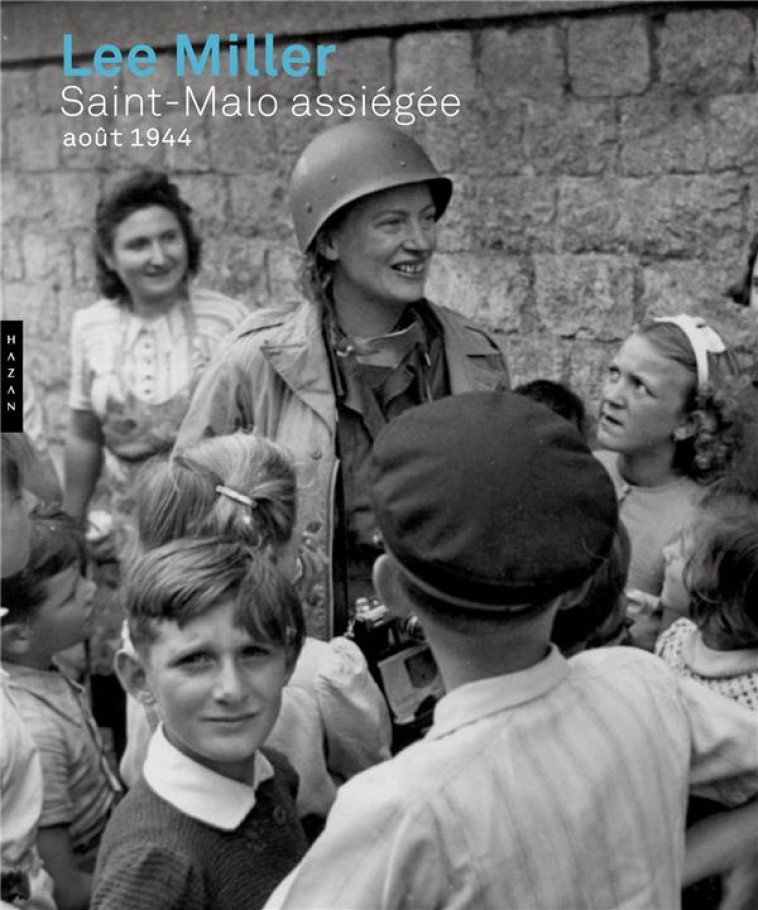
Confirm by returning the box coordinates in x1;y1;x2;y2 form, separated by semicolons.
115;648;155;706
373;553;413;618
1;620;33;657
554;575;595;613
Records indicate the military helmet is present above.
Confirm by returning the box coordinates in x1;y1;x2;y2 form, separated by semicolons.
289;122;453;252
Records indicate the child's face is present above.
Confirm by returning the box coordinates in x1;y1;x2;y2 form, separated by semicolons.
142;598;291;784
597;334;693;459
35;566;96;653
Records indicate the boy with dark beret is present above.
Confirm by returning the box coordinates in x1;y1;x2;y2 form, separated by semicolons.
264;391;758;910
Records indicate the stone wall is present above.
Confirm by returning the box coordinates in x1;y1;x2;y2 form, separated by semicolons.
2;1;757;473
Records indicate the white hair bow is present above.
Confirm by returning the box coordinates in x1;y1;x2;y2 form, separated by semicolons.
652;314;726;387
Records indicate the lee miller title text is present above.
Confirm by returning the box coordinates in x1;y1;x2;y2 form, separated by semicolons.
62;32;337;78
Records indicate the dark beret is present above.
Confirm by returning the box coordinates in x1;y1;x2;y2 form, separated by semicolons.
370;391;618;610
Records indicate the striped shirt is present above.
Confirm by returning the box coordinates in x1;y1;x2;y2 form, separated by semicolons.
68;286;248;415
266;645;758;910
3;663;121;865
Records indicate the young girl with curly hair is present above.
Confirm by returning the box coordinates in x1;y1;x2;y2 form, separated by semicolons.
656;487;758;709
595;314;741;647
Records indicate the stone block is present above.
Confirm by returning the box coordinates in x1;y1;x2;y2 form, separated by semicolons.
534;254;635;341
267;243;306;306
25;335;73;401
162;114;211;172
426;253;529;333
37;64;68;114
7;115;59;170
659;10;753;94
749;186;758;243
173;174;229;237
52;172;101;228
417;98;522;177
272;105;333;159
2;173;55;224
558;176;743;258
434;173;476;253
199;236;268;303
121;49;182;99
479;25;565;102
41;66;117;114
105;114;167;170
228;172;292;240
707;94;758;173
3;68;36;113
500;333;567;389
566;339;617;423
60;126;108;170
568;15;650;97
21;231;73;287
207;115;279;174
71;229;98;291
640;261;748;335
396;31;475;100
2;235;24;282
175;75;216;127
320;37;392;96
4;282;59;340
195;41;319;104
557;178;625;254
619;91;707;175
524;98;616;175
466;176;558;254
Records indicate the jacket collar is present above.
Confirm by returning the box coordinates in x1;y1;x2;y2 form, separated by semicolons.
143;725;274;831
434;306;505;394
253;299;503;427
257;301;337;433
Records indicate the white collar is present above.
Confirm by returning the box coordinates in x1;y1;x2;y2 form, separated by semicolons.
143;725;274;831
123;297;187;351
681;625;758;678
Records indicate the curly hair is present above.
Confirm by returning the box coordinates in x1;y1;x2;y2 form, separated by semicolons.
93;169;201;300
728;233;758;308
637;320;742;482
685;492;758;648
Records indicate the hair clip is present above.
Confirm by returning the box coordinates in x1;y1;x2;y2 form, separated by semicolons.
653;314;726;387
215;485;256;509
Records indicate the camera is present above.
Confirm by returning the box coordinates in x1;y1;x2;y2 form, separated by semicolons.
348;598;445;751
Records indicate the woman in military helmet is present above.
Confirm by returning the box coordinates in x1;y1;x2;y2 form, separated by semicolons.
178;122;510;639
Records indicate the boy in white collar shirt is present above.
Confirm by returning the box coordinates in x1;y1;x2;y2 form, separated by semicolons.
93;537;308;910
265;391;758;910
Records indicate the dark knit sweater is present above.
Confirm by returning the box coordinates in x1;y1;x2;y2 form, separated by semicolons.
92;748;307;910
